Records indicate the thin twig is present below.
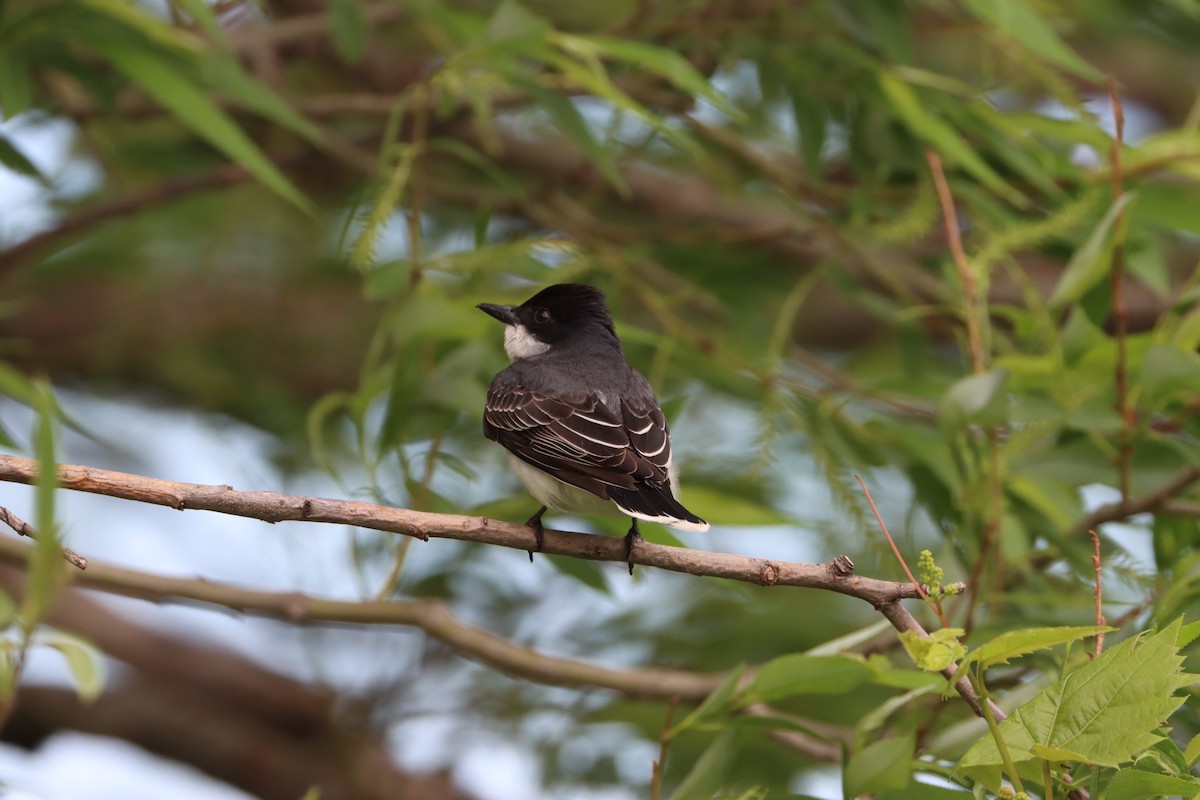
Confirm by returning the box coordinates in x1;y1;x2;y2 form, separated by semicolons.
1088;530;1107;658
854;475;943;619
925;150;984;374
926;149;1002;632
1071;465;1200;538
1108;75;1133;503
650;698;679;800
0;507;87;570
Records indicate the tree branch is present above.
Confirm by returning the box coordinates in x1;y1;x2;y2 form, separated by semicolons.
0;534;722;702
1070;464;1200;538
0;454;993;718
0;455;925;604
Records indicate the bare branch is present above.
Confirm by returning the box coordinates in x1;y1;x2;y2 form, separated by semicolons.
0;506;87;570
1071;465;1200;538
0;455;928;604
0;534;720;702
0;454;992;719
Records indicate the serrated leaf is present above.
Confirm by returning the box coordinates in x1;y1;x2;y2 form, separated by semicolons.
960;620;1196;775
1185;731;1200;767
739;654;873;704
1049;192;1136;309
84;41;313;213
668;728;738;800
0;132;48;184
1104;769;1200;800
898;628;966;672
671;664;745;737
960;0;1102;81
331;0;368;64
959;625;1110;673
844;735;915;798
41;631;105;702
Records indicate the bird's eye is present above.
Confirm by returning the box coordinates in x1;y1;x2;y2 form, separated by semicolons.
533;308;552;325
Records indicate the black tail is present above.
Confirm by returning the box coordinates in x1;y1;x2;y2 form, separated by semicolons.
607;483;706;527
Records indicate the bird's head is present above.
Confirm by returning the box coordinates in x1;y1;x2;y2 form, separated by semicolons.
478;283;619;360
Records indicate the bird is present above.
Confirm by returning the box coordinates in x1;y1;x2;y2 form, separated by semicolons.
478;283;709;572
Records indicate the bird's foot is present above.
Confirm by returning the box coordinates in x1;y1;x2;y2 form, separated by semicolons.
623;519;642;576
525;505;548;563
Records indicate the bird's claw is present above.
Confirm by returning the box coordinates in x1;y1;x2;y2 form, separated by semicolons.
525;505;548;562
623;519;642;576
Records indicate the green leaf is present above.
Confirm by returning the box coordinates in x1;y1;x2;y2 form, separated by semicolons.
960;0;1102;81
938;369;1008;429
0;591;17;630
41;631;105;702
898;628;966;672
671;664;746;737
168;0;230;46
878;70;1022;205
1140;345;1200;406
504;73;628;196
673;485;789;526
199;58;325;147
844;735;915;798
740;654;873;704
0;50;34;117
960;620;1196;775
0;132;47;184
84;41;313;213
1185;731;1200;767
668;728;738;800
1049;192;1136;309
544;554;610;594
958;625;1110;673
79;0;205;51
330;0;368;64
25;382;64;627
1104;769;1200;800
483;0;549;44
0;362;36;404
580;35;743;121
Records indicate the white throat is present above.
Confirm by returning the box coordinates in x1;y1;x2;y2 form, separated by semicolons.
504;324;551;360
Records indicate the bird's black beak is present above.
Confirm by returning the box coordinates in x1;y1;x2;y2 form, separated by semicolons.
477;303;518;325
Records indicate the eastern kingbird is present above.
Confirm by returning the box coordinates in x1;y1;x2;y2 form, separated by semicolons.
478;284;709;571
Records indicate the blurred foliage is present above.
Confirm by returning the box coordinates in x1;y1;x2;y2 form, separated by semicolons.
4;0;1200;797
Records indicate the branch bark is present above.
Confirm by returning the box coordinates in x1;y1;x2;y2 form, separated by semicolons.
0;456;928;602
0;454;993;716
0;563;476;800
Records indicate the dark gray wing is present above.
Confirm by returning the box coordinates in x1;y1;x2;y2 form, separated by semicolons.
484;375;705;525
484;381;665;499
